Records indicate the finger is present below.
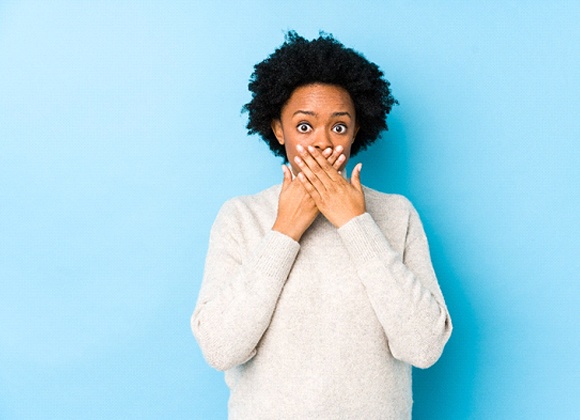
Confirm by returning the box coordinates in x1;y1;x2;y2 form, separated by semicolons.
333;154;346;171
308;145;345;181
301;145;341;183
281;164;292;190
297;171;321;201
294;154;328;194
321;147;333;159
296;145;328;184
296;144;325;176
307;145;336;174
326;145;343;166
350;163;363;192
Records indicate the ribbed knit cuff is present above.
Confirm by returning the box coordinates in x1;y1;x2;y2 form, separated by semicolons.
245;230;300;299
337;213;399;268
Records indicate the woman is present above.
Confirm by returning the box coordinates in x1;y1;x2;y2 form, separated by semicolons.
192;32;452;419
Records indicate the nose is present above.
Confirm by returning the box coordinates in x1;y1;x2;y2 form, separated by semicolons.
312;129;333;151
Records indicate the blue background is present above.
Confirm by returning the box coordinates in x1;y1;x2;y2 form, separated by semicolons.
1;1;578;419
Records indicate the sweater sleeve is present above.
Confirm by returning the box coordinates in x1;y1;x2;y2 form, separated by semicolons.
191;200;300;371
337;208;452;369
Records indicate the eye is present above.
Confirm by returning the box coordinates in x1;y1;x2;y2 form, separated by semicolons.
297;123;312;133
333;124;347;134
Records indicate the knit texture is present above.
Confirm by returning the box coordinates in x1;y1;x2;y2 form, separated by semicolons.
192;184;452;419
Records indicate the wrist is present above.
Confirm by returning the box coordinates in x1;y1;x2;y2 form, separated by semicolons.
334;209;366;228
272;220;304;242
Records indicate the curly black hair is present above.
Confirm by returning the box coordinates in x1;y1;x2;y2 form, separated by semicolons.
243;31;397;160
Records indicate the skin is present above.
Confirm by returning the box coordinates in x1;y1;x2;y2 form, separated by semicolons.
271;83;366;241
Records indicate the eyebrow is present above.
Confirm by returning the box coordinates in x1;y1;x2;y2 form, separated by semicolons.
293;110;353;119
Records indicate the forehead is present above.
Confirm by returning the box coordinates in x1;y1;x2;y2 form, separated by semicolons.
282;83;355;114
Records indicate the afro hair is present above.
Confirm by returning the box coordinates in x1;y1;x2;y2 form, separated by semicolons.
243;31;397;161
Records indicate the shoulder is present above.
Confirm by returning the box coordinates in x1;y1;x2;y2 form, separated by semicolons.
213;184;280;234
219;184;280;216
362;186;425;246
362;185;416;219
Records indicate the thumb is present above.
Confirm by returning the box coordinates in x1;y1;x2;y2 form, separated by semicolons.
350;163;363;192
281;165;292;190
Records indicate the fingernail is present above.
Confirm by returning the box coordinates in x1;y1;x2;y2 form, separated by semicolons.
335;145;343;153
307;145;315;152
294;156;303;165
296;144;304;152
324;147;332;154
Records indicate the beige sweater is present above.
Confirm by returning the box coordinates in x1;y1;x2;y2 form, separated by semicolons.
192;184;452;419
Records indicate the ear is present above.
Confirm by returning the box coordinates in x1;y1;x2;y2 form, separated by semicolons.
271;119;284;145
352;124;361;143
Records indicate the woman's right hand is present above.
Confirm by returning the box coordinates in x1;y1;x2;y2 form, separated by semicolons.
272;147;344;241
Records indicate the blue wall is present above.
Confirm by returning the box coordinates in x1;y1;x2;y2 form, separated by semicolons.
1;1;578;419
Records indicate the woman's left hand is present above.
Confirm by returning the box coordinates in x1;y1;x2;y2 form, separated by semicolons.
294;144;366;228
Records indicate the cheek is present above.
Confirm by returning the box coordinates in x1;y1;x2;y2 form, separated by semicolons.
342;143;353;158
283;144;299;169
284;142;296;158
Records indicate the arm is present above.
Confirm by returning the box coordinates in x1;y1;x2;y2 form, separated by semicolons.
295;145;451;368
337;207;452;368
191;200;300;371
192;148;344;370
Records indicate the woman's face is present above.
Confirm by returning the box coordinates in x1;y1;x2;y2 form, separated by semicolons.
271;83;359;174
